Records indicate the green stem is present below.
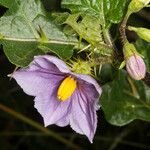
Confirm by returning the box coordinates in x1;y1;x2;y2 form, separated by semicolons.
103;29;113;48
102;28;118;64
0;103;82;150
100;0;115;54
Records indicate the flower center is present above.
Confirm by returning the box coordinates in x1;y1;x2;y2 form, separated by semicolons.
57;76;77;101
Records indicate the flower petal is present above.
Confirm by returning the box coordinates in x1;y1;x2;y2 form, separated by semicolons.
34;55;71;73
56;116;70;127
12;69;64;96
71;73;102;95
70;83;99;143
34;88;71;127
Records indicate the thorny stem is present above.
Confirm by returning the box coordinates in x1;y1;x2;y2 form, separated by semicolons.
0;103;82;150
120;12;131;44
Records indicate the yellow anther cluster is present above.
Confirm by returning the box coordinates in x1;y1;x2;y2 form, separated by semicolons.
57;76;77;101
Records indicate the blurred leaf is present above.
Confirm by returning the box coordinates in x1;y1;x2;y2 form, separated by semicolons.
0;103;81;150
135;39;150;73
0;0;76;67
0;0;14;8
61;0;129;27
101;70;150;126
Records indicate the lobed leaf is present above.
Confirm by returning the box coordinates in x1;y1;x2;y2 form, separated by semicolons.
0;0;77;67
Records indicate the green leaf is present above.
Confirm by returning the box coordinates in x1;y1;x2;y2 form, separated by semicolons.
61;0;129;27
0;0;77;67
65;13;103;45
3;41;44;67
104;0;129;24
101;69;150;126
65;13;113;63
0;0;15;8
135;39;150;73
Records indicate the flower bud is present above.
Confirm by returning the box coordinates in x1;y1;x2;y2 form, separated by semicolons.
126;54;146;80
128;0;150;13
128;26;150;42
123;42;146;80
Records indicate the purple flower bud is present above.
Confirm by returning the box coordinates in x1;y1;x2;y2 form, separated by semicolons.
126;54;146;80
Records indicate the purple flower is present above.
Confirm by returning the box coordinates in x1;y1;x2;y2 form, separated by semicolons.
12;55;102;142
126;54;146;80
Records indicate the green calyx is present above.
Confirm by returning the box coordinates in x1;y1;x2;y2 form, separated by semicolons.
69;59;93;75
123;42;141;60
128;26;150;42
128;0;150;14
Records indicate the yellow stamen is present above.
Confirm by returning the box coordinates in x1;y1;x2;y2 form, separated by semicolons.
57;76;77;101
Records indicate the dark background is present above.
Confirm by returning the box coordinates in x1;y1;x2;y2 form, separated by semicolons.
0;0;150;150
